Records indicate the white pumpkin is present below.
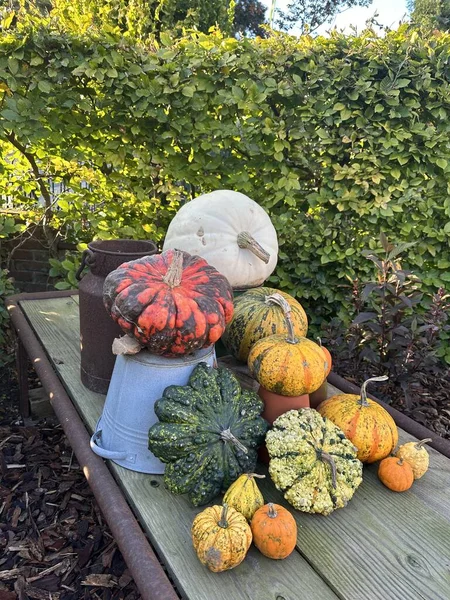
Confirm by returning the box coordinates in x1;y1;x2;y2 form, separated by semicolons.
163;190;278;289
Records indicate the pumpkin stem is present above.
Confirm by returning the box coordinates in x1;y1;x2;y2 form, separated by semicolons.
265;293;298;344
248;473;266;479
318;451;337;489
218;504;229;528
415;438;432;448
162;250;184;287
237;231;270;264
267;502;278;518
220;428;248;454
359;375;389;407
317;337;323;347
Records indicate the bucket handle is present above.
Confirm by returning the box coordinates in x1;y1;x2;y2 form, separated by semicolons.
90;430;129;461
76;248;96;281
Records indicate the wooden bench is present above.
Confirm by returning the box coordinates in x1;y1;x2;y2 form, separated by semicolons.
8;291;450;600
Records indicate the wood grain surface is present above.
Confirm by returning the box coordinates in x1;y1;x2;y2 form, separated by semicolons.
21;295;450;600
21;296;338;600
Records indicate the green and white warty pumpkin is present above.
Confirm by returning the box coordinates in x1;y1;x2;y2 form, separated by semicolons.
267;409;363;515
162;190;278;289
148;362;268;506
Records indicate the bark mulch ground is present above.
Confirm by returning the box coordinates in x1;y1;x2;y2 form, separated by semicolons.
0;365;142;600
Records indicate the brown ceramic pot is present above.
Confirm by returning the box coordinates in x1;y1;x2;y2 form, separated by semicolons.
309;379;329;409
258;385;310;464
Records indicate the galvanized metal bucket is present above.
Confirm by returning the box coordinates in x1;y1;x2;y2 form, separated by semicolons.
90;346;216;473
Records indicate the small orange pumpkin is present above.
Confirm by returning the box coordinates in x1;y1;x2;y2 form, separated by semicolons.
378;457;414;492
191;504;252;572
251;502;297;560
317;375;398;463
247;294;328;396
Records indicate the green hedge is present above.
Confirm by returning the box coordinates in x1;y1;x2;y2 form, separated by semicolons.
1;18;450;333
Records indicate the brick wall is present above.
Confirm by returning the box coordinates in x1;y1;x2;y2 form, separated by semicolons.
1;228;76;293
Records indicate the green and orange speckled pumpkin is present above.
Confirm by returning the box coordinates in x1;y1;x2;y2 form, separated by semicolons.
222;288;308;362
191;504;252;572
103;249;233;356
247;295;327;396
318;376;398;464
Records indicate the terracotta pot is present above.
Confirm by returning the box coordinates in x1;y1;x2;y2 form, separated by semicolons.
309;379;328;409
258;385;310;464
259;386;310;423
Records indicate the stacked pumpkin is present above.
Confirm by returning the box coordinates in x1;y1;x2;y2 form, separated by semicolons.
222;287;331;411
162;189;279;290
103;248;234;357
109;188;429;575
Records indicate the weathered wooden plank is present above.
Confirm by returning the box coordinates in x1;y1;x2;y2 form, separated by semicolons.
20;296;105;428
21;296;339;600
259;460;450;600
326;382;343;397
21;296;450;600
197;342;450;597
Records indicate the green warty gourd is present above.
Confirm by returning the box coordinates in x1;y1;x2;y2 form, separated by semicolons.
148;362;268;506
267;408;363;516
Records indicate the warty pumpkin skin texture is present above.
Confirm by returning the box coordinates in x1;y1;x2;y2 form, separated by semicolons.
223;473;265;521
148;363;268;506
266;409;363;515
318;376;398;464
251;503;297;560
378;457;414;492
222;288;308;362
192;504;252;572
103;249;233;356
396;438;432;479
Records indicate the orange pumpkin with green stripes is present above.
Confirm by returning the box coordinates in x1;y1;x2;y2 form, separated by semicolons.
247;295;327;396
317;376;398;463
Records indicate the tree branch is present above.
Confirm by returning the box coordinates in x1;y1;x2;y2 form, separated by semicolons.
4;131;52;210
4;131;59;253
